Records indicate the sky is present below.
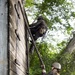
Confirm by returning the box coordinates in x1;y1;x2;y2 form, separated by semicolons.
26;0;75;47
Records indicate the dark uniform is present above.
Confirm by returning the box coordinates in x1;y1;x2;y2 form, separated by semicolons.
42;62;61;75
29;16;47;53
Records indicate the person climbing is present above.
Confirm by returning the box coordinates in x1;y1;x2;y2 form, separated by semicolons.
29;16;48;54
41;62;61;75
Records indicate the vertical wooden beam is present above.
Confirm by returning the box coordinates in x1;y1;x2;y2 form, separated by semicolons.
9;0;27;75
0;0;8;75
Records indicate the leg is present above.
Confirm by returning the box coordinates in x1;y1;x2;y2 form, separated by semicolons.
29;41;35;54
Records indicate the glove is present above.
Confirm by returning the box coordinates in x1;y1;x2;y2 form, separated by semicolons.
41;64;45;69
41;64;46;73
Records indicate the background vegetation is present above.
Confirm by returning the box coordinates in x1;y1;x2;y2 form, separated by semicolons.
25;0;75;75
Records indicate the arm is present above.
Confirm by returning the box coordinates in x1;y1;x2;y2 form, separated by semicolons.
41;65;47;75
29;20;43;29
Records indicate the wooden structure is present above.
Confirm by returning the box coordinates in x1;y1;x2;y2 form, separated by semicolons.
0;0;29;75
65;34;75;54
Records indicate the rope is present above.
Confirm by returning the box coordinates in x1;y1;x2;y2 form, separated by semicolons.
18;1;45;66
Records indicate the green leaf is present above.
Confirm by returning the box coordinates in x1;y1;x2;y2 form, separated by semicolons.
25;0;34;7
71;12;75;17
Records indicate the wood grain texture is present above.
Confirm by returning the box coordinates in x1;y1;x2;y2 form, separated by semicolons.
9;0;27;75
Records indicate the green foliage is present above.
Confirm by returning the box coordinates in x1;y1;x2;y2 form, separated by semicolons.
29;43;58;75
71;12;75;17
29;42;75;75
57;52;75;75
66;26;73;34
25;0;34;7
25;0;74;34
25;0;75;75
29;42;58;74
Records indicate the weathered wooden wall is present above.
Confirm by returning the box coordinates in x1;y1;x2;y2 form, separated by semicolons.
9;0;28;75
0;0;8;75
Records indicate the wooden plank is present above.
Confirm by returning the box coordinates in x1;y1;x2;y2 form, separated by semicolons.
9;51;26;69
9;36;16;50
9;52;25;75
9;0;17;29
9;0;27;75
10;70;17;75
9;60;26;75
9;29;16;42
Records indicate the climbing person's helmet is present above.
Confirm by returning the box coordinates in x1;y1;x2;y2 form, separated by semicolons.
52;62;61;70
37;16;44;20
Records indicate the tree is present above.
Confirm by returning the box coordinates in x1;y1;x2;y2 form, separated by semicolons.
25;0;75;33
25;0;75;47
25;0;75;75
